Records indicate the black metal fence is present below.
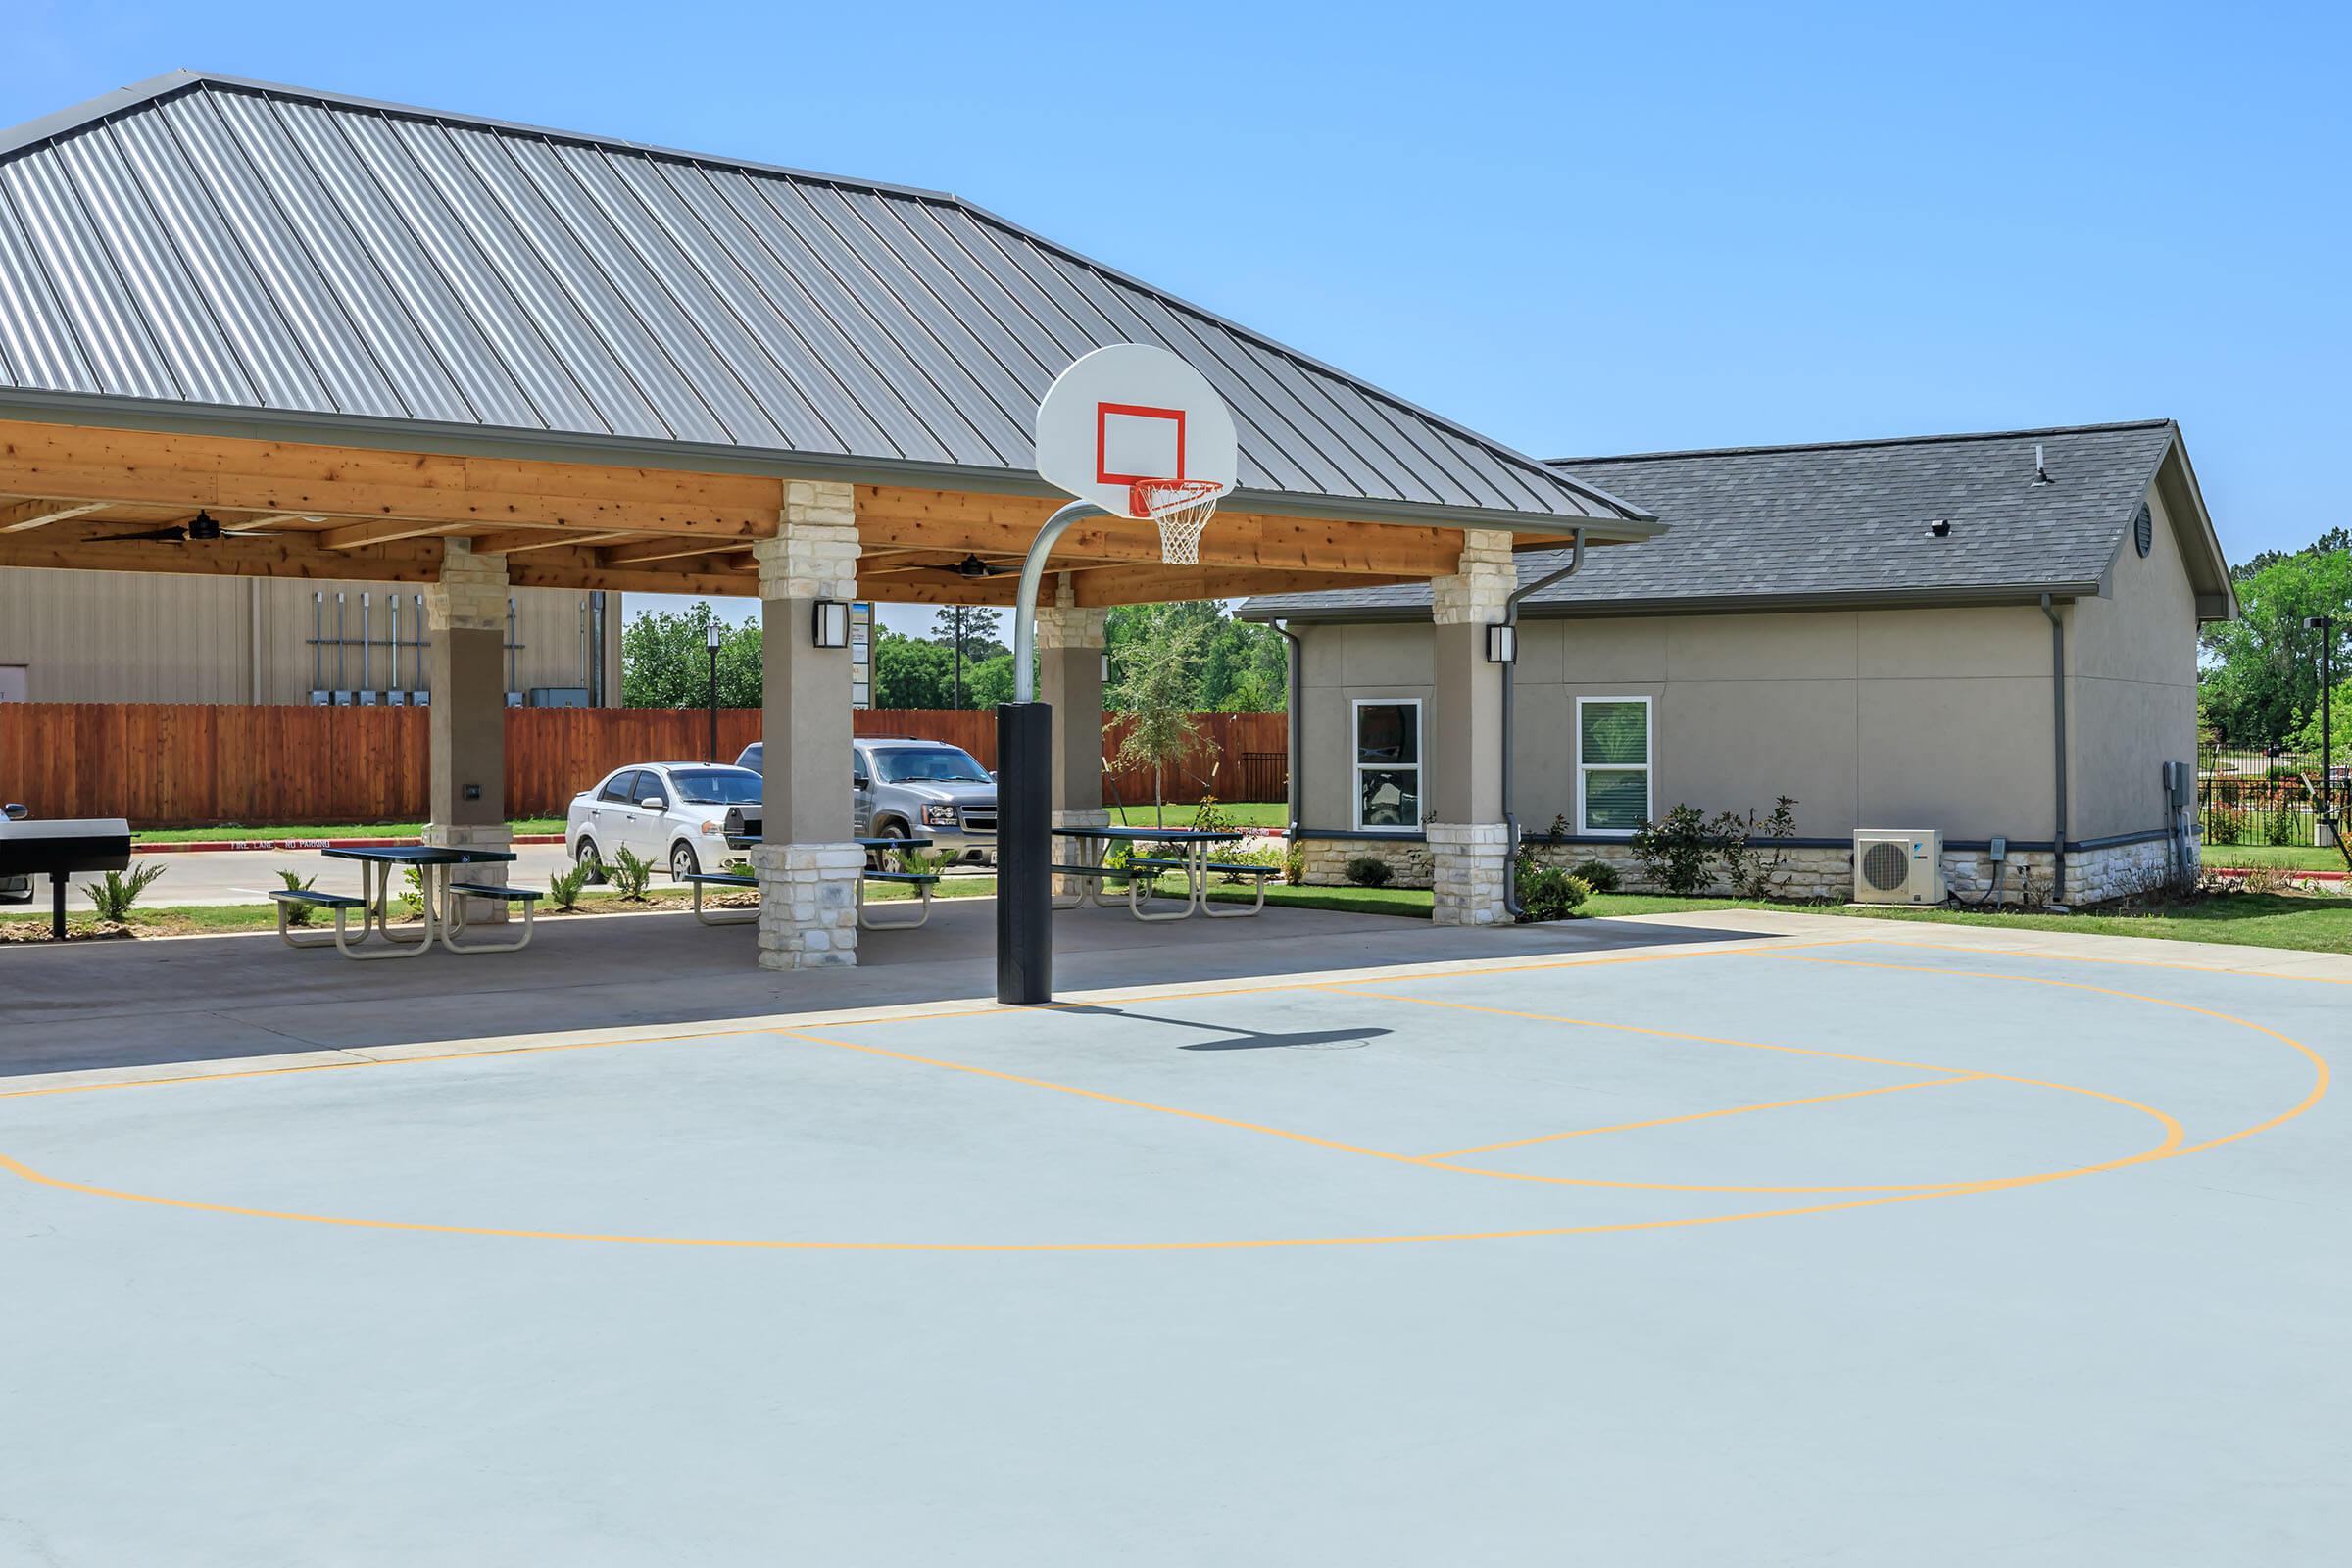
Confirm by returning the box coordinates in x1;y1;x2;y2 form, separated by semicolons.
2199;738;2326;848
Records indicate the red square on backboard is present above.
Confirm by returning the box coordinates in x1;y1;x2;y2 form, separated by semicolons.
1097;402;1188;486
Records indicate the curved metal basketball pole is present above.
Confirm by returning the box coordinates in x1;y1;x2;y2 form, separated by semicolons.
1011;500;1107;702
999;499;1108;1004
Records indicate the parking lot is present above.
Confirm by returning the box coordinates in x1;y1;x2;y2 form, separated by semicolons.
1;912;2340;1564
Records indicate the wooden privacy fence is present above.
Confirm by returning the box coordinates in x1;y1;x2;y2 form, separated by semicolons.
0;703;1289;827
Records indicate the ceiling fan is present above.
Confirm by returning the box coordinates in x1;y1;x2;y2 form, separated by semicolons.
88;510;319;544
953;553;1000;578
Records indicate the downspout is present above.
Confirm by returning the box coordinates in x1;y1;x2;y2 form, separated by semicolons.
1501;531;1586;920
1273;619;1303;839
2040;593;2069;906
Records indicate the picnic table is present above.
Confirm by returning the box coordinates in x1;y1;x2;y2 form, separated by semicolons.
271;843;527;958
1054;826;1273;920
679;836;944;930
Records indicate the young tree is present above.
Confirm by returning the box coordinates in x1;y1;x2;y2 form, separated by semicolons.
620;603;762;708
1109;609;1207;825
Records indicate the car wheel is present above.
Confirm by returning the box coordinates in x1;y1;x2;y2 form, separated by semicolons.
575;835;607;885
868;820;909;869
670;841;700;882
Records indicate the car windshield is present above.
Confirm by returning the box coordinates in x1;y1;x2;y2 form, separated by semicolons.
665;769;762;805
872;748;990;784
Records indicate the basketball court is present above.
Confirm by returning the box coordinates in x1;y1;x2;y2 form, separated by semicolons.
0;914;2340;1564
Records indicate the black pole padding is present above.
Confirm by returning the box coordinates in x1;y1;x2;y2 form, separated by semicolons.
50;872;66;940
996;700;1054;1004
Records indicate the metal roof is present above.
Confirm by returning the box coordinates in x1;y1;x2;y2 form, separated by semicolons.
1243;420;2230;619
0;71;1652;533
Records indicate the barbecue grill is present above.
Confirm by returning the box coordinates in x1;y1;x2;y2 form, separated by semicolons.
0;812;134;938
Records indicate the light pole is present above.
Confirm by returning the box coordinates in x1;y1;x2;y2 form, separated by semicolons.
2309;614;2337;846
706;616;722;763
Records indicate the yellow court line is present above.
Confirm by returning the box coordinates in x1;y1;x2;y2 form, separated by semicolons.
0;941;2325;1251
1314;983;2185;1194
1844;936;2352;987
1423;1074;1983;1159
1761;952;2332;1158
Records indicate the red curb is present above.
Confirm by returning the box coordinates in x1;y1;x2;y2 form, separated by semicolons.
132;833;568;855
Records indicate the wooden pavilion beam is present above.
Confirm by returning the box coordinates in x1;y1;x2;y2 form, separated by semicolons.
0;525;446;583
858;485;1465;575
0;420;783;540
1067;564;1419;607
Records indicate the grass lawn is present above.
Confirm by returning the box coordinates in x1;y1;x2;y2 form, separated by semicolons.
1106;803;1288;829
2200;843;2348;872
133;817;568;844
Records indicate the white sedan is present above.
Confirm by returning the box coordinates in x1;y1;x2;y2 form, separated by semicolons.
567;762;763;884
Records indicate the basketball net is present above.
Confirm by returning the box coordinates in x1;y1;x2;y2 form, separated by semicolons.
1130;479;1222;565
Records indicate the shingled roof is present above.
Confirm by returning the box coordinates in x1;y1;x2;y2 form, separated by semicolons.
0;71;1651;533
1244;419;2235;621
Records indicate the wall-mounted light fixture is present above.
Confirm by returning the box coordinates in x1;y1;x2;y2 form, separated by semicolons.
1101;651;1111;683
812;599;851;649
1486;623;1517;664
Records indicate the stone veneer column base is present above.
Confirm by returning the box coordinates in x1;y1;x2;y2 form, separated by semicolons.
424;823;514;924
1427;821;1511;925
754;841;863;969
1051;808;1112;899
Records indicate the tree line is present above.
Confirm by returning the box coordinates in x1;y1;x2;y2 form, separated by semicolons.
620;599;1291;714
2199;525;2349;762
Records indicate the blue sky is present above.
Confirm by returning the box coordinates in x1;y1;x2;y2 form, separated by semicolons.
8;1;2345;634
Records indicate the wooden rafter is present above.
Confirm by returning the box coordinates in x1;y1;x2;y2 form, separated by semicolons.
0;498;109;534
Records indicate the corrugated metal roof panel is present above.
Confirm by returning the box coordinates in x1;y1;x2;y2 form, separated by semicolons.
0;72;1650;527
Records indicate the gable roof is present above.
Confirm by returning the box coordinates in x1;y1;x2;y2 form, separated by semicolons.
1243;419;2236;621
0;71;1651;533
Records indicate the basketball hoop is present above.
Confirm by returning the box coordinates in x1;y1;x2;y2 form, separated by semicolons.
1131;478;1222;565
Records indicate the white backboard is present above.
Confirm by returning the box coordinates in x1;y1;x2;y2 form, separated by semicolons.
1035;344;1238;520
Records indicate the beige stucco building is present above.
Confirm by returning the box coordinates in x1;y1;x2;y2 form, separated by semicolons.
1248;421;2234;906
0;571;619;706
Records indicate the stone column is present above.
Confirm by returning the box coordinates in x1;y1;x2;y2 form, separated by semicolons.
1035;576;1110;893
1427;529;1514;925
426;539;513;921
752;481;863;969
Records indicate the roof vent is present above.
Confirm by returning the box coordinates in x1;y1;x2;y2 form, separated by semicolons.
2032;444;2054;485
1927;518;1952;538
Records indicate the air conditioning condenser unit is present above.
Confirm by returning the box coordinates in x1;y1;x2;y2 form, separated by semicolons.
1853;828;1943;905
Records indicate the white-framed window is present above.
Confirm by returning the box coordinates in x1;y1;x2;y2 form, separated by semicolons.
1351;697;1422;830
1576;696;1651;835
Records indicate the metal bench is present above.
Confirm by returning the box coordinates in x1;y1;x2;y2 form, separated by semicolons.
442;882;540;953
1049;860;1132;911
1130;858;1276;918
269;888;372;954
679;870;759;926
858;868;941;930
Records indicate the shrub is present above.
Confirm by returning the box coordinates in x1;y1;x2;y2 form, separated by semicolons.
82;862;166;922
1568;858;1621;895
547;863;592;911
608;846;655;901
1515;857;1591;922
1207;843;1287;883
2205;808;2245;845
397;866;426;919
1345;856;1393;888
1282;843;1305;886
2264;808;2296;847
1725;796;1800;900
275;869;318;926
1629;805;1715;895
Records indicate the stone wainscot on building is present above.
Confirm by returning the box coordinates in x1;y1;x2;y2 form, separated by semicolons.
1242;420;2235;906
